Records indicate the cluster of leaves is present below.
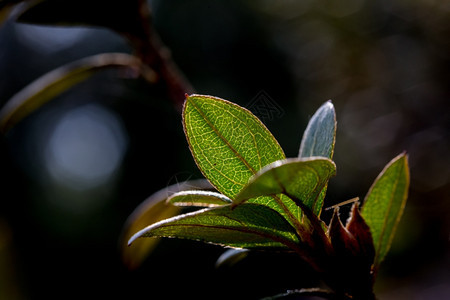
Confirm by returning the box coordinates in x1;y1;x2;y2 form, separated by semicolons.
0;3;410;298
123;95;410;299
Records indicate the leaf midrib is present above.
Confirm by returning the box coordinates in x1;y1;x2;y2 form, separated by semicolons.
156;223;298;249
188;98;258;175
186;97;306;239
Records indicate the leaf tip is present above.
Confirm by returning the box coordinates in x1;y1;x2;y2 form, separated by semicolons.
127;226;150;247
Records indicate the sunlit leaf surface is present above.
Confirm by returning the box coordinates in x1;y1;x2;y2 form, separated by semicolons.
361;153;410;268
128;203;299;250
234;158;336;214
183;94;285;199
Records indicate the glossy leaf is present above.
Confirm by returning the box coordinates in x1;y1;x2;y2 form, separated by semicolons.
121;179;212;269
361;153;410;269
0;53;153;133
128;203;300;250
183;94;285;199
167;190;232;207
234;158;336;215
299;100;336;215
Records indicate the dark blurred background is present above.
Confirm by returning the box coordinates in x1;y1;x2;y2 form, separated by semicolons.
0;0;449;299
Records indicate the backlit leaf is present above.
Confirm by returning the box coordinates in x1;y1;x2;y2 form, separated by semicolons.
183;94;285;199
299;100;336;159
167;190;232;207
128;203;300;250
361;153;410;269
299;100;336;215
234;158;336;214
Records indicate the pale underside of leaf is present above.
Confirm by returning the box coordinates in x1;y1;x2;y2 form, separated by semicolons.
298;100;336;216
128;203;300;250
299;100;336;159
167;190;232;207
361;153;410;268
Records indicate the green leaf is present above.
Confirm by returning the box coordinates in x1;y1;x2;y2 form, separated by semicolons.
167;190;232;207
128;203;300;250
0;52;153;133
120;179;212;269
299;100;336;159
299;100;336;215
361;153;410;269
183;94;285;199
234;158;336;216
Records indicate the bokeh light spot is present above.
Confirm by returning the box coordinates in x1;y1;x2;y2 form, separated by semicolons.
44;104;128;191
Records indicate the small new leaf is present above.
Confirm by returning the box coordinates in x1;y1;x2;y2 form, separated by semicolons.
346;203;375;264
361;153;410;269
328;206;376;299
128;203;300;250
299;100;336;159
299;100;336;214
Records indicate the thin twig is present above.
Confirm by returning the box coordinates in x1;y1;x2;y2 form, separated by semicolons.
122;0;194;110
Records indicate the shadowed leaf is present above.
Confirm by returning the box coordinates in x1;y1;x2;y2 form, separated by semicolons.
121;179;212;269
0;52;154;133
328;206;376;300
215;248;249;268
361;153;410;269
167;190;232;207
128;203;300;250
346;203;375;264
